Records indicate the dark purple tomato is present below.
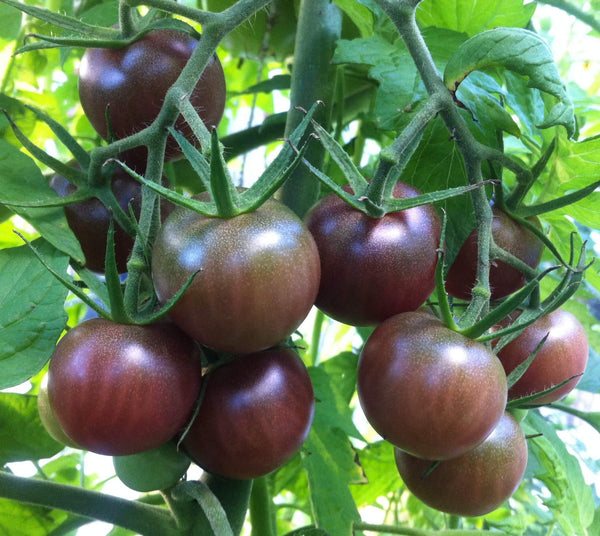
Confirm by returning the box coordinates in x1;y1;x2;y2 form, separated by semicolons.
395;412;528;517
445;207;544;301
305;182;442;326
357;310;507;460
50;168;141;273
151;198;320;353
182;348;315;479
78;29;226;162
496;309;588;404
47;318;202;456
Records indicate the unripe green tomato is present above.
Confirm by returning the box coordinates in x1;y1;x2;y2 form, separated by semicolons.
37;382;79;448
508;408;529;422
113;441;191;492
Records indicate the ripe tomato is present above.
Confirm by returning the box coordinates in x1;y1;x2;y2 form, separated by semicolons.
151;198;320;353
50;167;141;273
182;348;314;479
496;308;588;404
47;319;202;456
305;182;441;326
78;29;226;162
113;440;191;492
395;412;528;517
357;310;507;460
445;207;544;300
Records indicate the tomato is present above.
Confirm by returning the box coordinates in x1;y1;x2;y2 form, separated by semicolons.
37;381;79;448
395;412;528;517
151;198;320;353
78;29;226;162
305;182;442;326
47;318;202;456
113;440;191;492
182;348;314;480
357;310;507;460
50;167;141;273
496;309;588;404
445;207;544;301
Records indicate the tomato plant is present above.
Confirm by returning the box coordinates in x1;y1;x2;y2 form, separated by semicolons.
151;197;320;353
78;28;226;163
47;318;202;455
496;308;589;404
445;207;544;300
394;412;529;517
182;348;315;480
357;310;508;460
1;0;599;535
305;182;441;326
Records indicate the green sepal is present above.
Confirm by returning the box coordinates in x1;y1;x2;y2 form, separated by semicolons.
505;333;549;389
24;104;90;169
2;110;87;187
506;374;583;408
209;128;240;219
103;220;131;324
169;127;211;191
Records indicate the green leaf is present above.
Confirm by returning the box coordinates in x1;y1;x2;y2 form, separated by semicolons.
301;367;366;536
284;527;330;536
351;441;402;508
0;498;68;536
0;140;84;262
0;2;21;42
443;28;576;137
524;411;596;536
0;239;69;389
0;393;63;463
333;0;374;38
416;0;535;36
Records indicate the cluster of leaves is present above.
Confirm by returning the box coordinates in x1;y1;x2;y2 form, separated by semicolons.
0;0;599;535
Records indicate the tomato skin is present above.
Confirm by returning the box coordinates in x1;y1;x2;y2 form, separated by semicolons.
395;412;528;517
50;168;141;273
305;182;441;326
48;319;202;456
496;309;588;404
151;199;320;353
78;29;226;162
445;208;544;300
357;310;507;460
182;348;315;480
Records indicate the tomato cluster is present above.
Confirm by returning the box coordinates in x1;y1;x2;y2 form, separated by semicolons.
42;26;589;516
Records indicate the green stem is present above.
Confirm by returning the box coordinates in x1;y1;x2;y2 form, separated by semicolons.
279;0;342;217
377;1;494;324
249;477;276;536
309;309;326;366
536;0;600;33
353;523;495;536
0;471;180;536
118;0;137;38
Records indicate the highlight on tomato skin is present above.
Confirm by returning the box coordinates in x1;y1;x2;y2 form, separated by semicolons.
495;308;589;405
305;181;442;327
182;347;315;480
357;310;508;461
47;318;203;456
394;412;528;518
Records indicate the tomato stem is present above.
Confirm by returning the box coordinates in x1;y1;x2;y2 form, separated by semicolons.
0;470;181;536
249;476;276;536
279;0;342;218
